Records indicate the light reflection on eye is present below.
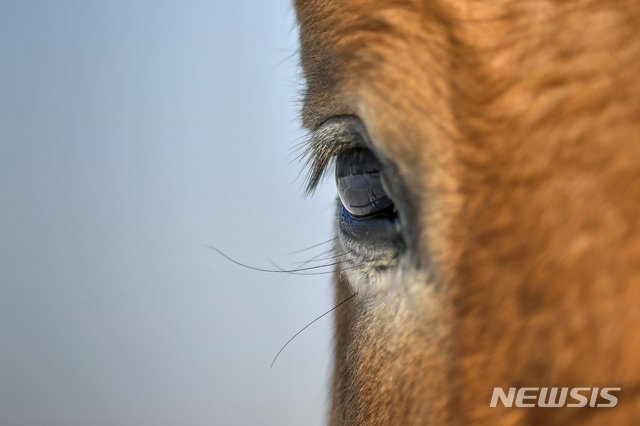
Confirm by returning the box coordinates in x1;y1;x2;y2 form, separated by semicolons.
335;148;394;218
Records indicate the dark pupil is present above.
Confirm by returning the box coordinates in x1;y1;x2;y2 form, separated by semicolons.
335;149;394;218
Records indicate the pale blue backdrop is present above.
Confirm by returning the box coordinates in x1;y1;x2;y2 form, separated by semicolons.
0;1;336;425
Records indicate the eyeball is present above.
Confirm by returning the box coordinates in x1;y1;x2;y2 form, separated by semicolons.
335;148;394;218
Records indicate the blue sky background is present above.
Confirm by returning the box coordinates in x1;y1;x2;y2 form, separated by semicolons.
0;2;336;425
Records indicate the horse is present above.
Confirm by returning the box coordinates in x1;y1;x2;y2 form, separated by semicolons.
294;0;640;424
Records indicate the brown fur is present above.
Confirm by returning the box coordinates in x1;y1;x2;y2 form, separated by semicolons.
295;1;640;424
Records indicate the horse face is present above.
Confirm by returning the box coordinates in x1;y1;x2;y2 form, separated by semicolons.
295;1;640;424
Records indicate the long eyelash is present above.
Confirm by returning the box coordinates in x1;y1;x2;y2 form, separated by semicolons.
296;116;366;196
298;131;343;196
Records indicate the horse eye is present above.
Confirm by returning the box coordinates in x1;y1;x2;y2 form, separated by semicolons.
335;148;395;218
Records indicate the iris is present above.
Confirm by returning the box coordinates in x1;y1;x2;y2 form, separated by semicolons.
335;148;395;218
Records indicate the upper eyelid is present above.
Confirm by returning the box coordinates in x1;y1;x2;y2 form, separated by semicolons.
311;115;371;147
299;116;371;196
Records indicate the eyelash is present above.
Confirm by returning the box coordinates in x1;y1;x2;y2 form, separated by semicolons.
299;135;347;196
297;116;367;196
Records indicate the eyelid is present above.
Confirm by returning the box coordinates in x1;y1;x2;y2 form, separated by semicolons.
299;116;371;196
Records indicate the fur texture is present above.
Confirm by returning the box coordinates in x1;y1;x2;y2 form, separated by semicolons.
295;1;640;424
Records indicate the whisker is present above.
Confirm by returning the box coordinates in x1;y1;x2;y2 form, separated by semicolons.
270;292;358;368
207;246;345;274
267;260;364;276
286;237;337;255
268;259;343;273
293;249;333;266
294;251;349;268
